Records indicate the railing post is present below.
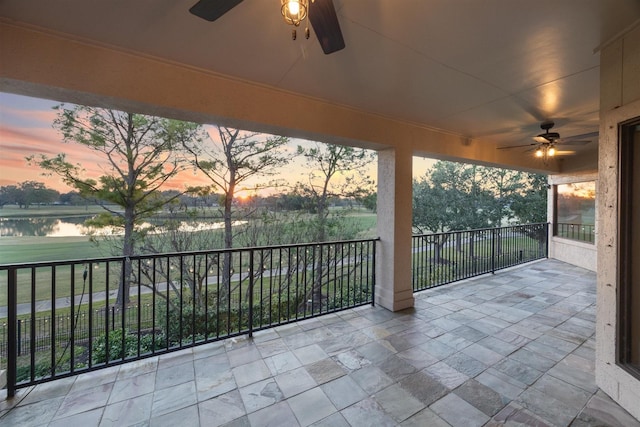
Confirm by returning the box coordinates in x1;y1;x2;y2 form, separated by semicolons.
491;228;496;274
248;251;254;338
371;240;376;306
545;223;550;258
7;267;17;398
17;320;21;357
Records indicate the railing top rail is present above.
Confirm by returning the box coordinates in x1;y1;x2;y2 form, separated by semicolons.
0;237;380;270
412;222;548;239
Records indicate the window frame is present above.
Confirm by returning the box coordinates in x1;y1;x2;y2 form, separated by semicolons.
617;116;640;378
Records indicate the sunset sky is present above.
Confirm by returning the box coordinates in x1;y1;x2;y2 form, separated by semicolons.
0;92;436;195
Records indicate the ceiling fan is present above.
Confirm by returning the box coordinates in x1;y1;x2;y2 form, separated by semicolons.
498;121;596;159
189;0;345;55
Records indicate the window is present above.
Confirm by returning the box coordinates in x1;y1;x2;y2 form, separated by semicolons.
618;117;640;376
554;181;596;243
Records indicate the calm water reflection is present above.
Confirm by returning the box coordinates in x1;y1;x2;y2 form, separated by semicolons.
0;217;91;237
0;217;239;237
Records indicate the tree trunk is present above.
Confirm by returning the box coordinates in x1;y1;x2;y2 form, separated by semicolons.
116;208;135;306
221;188;234;307
433;238;441;264
310;210;326;312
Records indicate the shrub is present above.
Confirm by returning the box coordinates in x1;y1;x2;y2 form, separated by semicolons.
156;297;219;346
16;360;52;383
15;345;77;383
92;329;158;364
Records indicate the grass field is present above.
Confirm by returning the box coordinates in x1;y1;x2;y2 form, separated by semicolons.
1;205;112;264
0;207;377;265
0;205;107;218
0;236;105;264
0;206;377;306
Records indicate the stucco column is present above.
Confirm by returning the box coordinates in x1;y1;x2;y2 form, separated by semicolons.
375;146;415;311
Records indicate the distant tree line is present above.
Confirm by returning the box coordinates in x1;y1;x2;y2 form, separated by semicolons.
0;181;371;213
0;181;61;209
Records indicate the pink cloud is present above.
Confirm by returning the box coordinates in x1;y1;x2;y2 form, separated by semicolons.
1;94;380;196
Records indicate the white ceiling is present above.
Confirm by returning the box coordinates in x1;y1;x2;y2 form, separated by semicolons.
1;0;640;154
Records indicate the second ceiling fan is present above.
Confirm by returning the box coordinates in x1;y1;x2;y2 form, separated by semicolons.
189;0;345;55
499;121;596;159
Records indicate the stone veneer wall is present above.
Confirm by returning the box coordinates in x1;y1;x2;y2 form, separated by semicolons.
596;22;640;421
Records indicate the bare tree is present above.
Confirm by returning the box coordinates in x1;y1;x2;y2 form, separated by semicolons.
295;143;375;310
183;126;291;300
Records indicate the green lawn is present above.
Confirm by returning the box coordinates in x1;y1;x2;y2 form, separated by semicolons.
0;206;377;265
0;236;105;264
0;205;108;218
0;207;377;306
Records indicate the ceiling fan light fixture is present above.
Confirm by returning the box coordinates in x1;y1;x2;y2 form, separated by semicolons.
548;146;556;156
282;0;309;26
535;148;544;158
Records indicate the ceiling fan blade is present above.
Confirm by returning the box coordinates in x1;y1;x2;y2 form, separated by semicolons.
563;131;599;141
497;143;537;150
190;0;243;22
557;140;591;146
309;0;345;54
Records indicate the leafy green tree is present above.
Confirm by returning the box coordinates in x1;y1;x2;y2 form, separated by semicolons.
359;191;377;212
2;181;59;208
413;161;493;263
510;172;548;224
479;167;541;255
479;167;524;226
29;104;205;305
510;172;548;254
0;185;18;208
413;161;548;264
277;190;310;211
59;191;88;206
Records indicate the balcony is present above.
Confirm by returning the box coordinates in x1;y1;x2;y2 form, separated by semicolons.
1;258;638;426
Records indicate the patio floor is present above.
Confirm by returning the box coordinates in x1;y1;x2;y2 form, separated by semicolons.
1;259;639;427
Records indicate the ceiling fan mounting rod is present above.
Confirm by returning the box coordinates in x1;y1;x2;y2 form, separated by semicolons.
540;121;555;132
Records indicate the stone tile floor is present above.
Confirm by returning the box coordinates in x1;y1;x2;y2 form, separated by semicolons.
1;259;639;426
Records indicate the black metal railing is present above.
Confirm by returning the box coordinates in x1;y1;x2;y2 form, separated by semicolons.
555;223;595;244
0;239;376;396
0;305;154;357
412;223;548;291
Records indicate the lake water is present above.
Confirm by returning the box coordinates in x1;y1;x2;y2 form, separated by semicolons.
0;217;240;237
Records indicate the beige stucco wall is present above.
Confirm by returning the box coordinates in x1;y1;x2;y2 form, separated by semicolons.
549;238;597;271
0;21;557;175
548;173;597;272
596;22;640;421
